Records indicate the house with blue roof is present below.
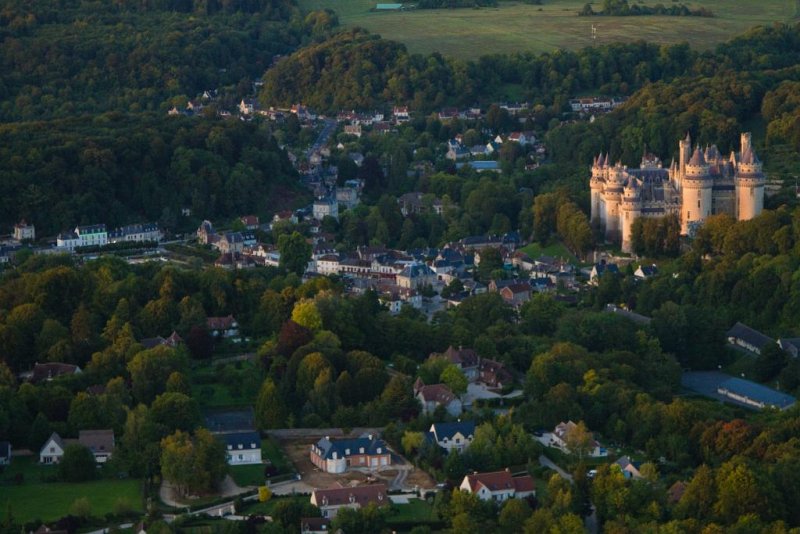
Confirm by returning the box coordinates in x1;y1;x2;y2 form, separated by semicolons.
310;435;391;473
716;377;796;410
218;431;262;465
428;421;476;454
397;262;436;290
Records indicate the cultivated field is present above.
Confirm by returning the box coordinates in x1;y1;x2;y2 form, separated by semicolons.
299;0;796;59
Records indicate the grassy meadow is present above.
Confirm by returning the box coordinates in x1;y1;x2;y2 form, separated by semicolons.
299;0;797;59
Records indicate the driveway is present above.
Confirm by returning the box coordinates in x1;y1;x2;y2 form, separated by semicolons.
539;454;573;482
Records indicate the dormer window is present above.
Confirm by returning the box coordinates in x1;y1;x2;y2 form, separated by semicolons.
359;447;364;454
227;445;232;450
345;448;350;455
251;443;256;448
238;444;243;449
377;448;382;454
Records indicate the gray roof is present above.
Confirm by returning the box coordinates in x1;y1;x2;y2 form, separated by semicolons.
726;322;774;349
313;436;387;460
430;421;476;442
219;431;261;450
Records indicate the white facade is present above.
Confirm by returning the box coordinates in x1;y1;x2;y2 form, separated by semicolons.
39;436;65;464
313;199;339;221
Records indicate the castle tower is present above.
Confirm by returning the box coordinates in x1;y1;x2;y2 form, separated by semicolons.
603;162;625;242
735;133;765;221
620;179;642;253
681;146;713;235
590;154;606;224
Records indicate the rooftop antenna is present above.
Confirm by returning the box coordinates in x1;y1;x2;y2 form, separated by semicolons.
592;24;597;41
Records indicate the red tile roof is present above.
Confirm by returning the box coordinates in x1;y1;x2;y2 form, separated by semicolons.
465;470;535;494
312;484;388;508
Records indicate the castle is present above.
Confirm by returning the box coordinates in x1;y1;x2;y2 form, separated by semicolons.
590;132;765;252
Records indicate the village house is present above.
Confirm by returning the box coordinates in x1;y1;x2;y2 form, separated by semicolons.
29;362;82;384
460;469;536;502
310;435;391;473
196;220;217;245
240;215;260;230
393;106;410;122
726;322;774;355
778;337;800;358
508;131;535;145
634;264;659;280
140;331;183;350
271;210;298;229
336;186;360;210
414;378;462;416
439;345;480;380
548;421;607;457
13;220;35;242
615;456;642;479
499;281;532;307
398;192;443;216
343;124;362;138
40;430;115;464
396;263;437;289
428;421;476;454
446;140;471;161
313;198;339;221
300;518;331;534
477;358;512;388
207;315;239;338
108;222;162;243
589;260;619;284
56;224;108;251
310;484;389;519
218;431;262;465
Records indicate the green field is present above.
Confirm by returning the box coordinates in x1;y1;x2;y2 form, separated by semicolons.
0;457;143;523
2;479;142;523
518;241;578;263
298;0;796;59
387;498;439;523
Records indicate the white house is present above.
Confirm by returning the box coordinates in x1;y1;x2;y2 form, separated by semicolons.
13;220;35;242
207;315;239;338
219;431;262;465
313;198;339;221
460;470;535;502
548;421;607;458
40;432;66;464
108;222;162;243
428;421;475;454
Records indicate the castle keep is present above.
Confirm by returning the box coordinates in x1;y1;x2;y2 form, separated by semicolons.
590;132;765;252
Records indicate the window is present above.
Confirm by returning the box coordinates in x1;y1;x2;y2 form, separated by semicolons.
697;199;700;208
687;211;691;219
751;188;754;197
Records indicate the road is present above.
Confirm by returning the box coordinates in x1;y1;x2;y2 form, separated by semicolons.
306;119;337;160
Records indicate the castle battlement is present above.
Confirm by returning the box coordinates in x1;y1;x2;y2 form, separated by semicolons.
590;132;764;252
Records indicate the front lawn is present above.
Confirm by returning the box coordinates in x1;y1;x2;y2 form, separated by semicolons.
229;464;265;487
241;495;308;516
518;241;579;264
388;498;438;523
1;478;142;523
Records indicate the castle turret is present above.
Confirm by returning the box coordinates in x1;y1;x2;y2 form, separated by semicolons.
678;132;691;186
681;146;713;235
735;133;764;221
603;162;625;242
620;179;642;253
590;154;605;224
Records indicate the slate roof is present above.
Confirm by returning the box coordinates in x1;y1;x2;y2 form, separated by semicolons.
79;430;115;455
726;322;774;349
31;362;81;383
219;431;261;450
313;436;387;460
430;421;476;443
